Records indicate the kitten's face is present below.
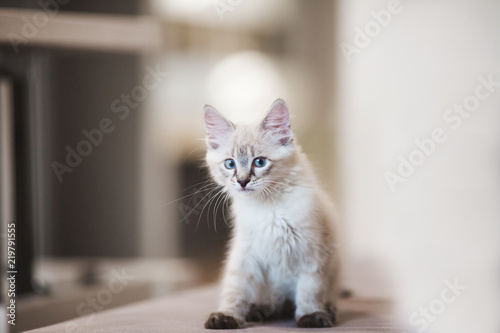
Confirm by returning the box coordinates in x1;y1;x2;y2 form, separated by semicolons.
204;100;296;197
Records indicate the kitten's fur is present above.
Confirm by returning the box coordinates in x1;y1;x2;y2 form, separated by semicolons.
203;99;340;329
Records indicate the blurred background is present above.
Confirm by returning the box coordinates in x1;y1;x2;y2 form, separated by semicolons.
0;0;499;332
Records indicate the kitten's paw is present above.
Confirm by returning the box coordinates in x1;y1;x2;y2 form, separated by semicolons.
245;303;274;323
204;312;241;330
325;302;337;323
245;304;265;323
296;311;334;328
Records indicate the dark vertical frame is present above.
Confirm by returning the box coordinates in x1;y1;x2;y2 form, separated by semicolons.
0;77;15;333
0;49;36;296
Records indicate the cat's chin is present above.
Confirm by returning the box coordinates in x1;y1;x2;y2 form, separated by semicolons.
233;188;256;196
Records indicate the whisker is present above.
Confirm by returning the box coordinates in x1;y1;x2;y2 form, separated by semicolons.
183;145;206;162
221;192;230;227
185;182;219;209
181;186;220;225
181;179;211;192
161;183;214;206
196;187;225;232
216;189;230;230
212;189;226;232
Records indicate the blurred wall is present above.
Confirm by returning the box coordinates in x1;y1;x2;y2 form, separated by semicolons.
47;52;141;257
335;0;500;332
0;1;155;262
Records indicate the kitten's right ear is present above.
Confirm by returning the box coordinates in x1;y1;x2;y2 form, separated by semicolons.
204;105;234;150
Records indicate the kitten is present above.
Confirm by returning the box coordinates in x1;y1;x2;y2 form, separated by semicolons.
203;99;340;329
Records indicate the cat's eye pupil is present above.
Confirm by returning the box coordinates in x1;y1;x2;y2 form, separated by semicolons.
224;159;236;169
254;158;267;168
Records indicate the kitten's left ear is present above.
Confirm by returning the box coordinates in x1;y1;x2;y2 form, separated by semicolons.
261;99;292;146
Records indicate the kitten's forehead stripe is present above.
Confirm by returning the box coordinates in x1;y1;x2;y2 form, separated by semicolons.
239;153;248;168
237;145;250;168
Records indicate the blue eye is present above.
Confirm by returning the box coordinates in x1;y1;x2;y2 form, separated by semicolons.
224;159;236;169
254;158;267;168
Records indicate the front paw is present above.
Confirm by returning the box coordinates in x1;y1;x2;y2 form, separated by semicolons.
204;312;241;330
296;311;334;328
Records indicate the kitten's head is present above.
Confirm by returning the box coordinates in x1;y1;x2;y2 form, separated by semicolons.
204;99;297;197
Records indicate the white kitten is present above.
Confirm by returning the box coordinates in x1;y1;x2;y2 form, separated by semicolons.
203;99;340;329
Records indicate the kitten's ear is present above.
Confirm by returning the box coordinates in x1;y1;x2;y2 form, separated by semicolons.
261;99;292;146
204;105;234;150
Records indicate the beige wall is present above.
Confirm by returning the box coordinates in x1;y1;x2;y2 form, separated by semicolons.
335;1;500;332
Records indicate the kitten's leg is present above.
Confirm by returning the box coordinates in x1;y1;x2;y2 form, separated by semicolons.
205;255;261;329
294;272;335;328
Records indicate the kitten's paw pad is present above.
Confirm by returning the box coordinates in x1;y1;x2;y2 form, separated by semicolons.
204;312;240;330
297;311;334;328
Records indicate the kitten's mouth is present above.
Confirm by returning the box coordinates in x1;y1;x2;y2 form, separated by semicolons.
236;187;255;193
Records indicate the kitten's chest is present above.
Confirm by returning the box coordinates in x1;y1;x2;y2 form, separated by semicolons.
235;201;311;268
258;217;304;265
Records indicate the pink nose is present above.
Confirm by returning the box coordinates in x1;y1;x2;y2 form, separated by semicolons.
237;179;250;188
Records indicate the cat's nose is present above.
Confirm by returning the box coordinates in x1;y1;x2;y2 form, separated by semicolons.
237;179;250;188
